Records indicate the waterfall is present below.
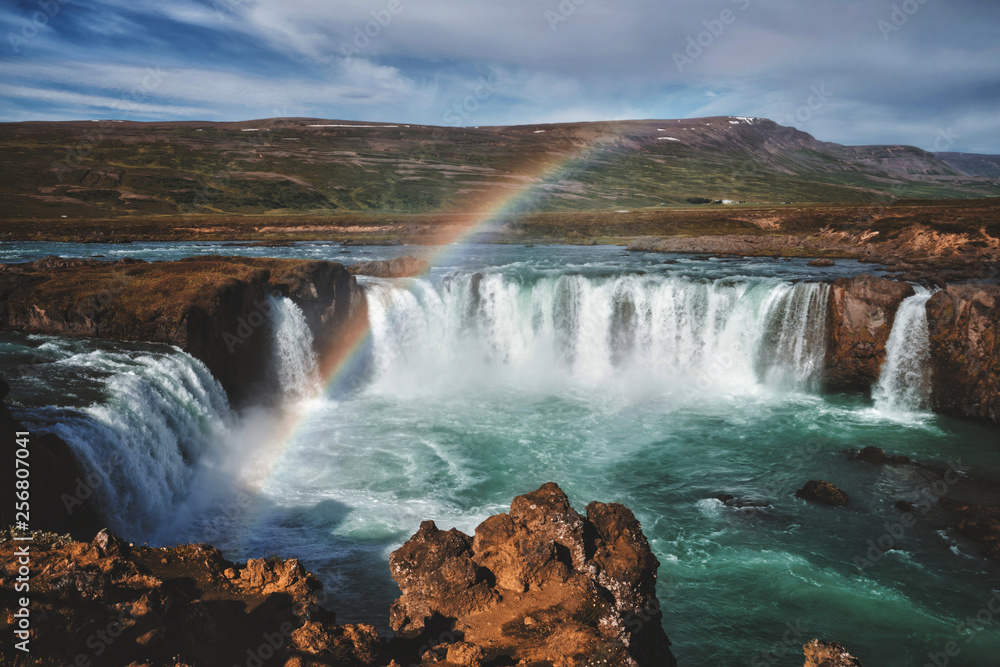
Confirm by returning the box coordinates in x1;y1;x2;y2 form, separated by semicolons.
362;273;830;394
268;295;319;400
874;287;933;414
38;348;233;537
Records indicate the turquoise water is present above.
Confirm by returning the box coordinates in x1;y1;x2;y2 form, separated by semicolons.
4;243;999;666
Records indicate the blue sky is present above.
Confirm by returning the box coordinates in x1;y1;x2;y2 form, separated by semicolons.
2;0;998;153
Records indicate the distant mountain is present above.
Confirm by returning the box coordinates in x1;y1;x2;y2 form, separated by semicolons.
935;152;1000;180
2;117;998;217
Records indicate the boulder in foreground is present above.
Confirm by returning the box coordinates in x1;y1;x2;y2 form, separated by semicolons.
389;482;676;667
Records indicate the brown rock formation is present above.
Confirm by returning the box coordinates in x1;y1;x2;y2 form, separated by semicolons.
348;256;430;278
824;274;914;392
0;256;367;407
0;530;380;667
925;284;1000;424
796;480;849;506
803;639;864;666
389;482;676;667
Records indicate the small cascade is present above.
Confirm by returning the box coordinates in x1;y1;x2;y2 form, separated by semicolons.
40;348;233;537
362;273;830;394
874;287;934;414
268;295;319;400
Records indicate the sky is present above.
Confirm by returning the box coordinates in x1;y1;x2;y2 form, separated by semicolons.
1;0;998;153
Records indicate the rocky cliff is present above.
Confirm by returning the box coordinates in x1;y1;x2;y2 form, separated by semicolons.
824;274;914;393
0;256;367;407
926;284;1000;423
389;482;676;667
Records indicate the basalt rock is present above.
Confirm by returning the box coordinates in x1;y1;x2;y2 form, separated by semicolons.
796;480;849;507
389;482;676;667
0;531;381;667
802;639;864;666
925;284;1000;424
824;274;914;392
0;256;367;407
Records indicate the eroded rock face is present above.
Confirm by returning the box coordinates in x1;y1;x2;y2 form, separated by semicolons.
389;482;676;667
824;274;914;392
802;639;864;666
926;284;1000;424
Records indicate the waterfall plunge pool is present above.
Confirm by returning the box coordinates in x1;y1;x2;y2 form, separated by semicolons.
3;244;999;666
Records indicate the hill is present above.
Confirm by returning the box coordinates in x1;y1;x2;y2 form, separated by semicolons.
2;116;999;220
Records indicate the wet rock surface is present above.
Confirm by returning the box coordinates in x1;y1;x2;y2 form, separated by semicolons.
796;480;850;507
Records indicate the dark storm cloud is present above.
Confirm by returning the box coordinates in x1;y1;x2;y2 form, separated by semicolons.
1;0;997;152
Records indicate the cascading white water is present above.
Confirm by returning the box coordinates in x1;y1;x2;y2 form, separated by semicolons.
268;295;319;400
874;287;933;414
42;349;233;537
363;273;830;395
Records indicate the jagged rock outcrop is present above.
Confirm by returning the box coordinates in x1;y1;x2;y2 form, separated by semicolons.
0;256;367;407
348;255;430;278
802;639;864;666
925;284;1000;424
0;377;103;539
0;530;380;666
389;482;676;667
824;274;914;392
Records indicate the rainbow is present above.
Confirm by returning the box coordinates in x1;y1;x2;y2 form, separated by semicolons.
241;137;615;488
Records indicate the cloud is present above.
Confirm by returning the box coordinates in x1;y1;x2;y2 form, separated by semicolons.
1;0;998;152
